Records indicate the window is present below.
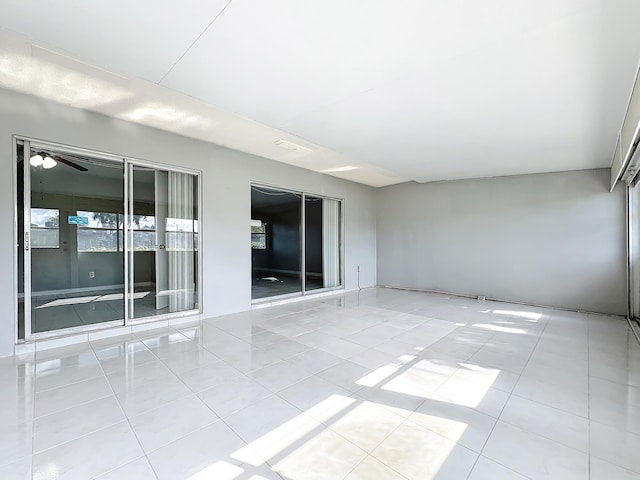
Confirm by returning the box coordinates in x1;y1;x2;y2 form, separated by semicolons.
251;219;266;249
30;208;59;248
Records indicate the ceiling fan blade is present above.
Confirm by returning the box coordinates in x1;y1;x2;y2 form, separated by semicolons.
53;155;88;172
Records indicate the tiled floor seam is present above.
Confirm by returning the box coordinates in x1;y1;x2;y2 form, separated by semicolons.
32;415;126;456
467;312;551;480
341;453;410;480
88;340;161;480
589;453;640;478
142;335;311;475
87;454;149;480
245;402;364;478
141;418;221;455
29;348;37;480
34;371;106;395
213;404;305;476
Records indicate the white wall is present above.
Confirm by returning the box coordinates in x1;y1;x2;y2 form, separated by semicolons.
376;170;627;315
0;88;377;357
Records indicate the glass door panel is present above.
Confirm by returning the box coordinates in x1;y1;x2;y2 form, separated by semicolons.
305;196;342;291
630;184;640;319
320;198;342;289
129;165;158;319
251;186;302;299
26;144;125;334
17;144;25;339
304;196;324;291
129;165;199;319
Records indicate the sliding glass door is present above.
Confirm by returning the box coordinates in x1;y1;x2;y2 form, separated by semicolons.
19;142;125;336
251;185;342;301
16;139;201;340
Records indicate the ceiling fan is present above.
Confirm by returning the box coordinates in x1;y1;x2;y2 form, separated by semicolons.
29;151;88;171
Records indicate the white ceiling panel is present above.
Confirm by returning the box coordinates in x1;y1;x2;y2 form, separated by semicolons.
162;0;597;127
1;0;640;185
217;0;639;182
0;29;403;187
0;0;230;83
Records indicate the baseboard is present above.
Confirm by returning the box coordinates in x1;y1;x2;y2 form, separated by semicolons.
380;285;625;318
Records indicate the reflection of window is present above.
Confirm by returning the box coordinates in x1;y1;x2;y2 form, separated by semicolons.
31;208;60;249
76;212;157;252
166;218;196;251
251;219;266;249
77;211;120;252
131;215;156;251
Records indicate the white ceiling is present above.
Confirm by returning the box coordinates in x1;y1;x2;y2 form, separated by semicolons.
1;0;640;187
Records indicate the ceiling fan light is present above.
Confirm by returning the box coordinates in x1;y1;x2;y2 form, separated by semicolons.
29;154;43;167
42;156;57;169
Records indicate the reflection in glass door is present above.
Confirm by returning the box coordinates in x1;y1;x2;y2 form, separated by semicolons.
16;140;201;340
251;186;302;299
128;164;199;320
19;141;125;336
304;196;323;291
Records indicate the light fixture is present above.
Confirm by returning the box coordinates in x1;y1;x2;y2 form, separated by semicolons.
322;166;359;173
42;156;57;169
274;139;313;157
29;154;43;167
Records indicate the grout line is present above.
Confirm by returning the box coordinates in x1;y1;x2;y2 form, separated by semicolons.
30;347;38;479
87;340;161;480
33;369;105;395
33;391;114;421
129;324;286;474
465;310;551;480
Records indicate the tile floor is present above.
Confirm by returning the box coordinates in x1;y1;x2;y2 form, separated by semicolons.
2;287;640;479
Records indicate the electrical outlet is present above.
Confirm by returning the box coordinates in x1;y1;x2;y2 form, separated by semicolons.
89;271;95;278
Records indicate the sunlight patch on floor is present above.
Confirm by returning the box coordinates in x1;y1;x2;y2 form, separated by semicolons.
187;461;243;480
472;323;528;334
492;309;542;321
